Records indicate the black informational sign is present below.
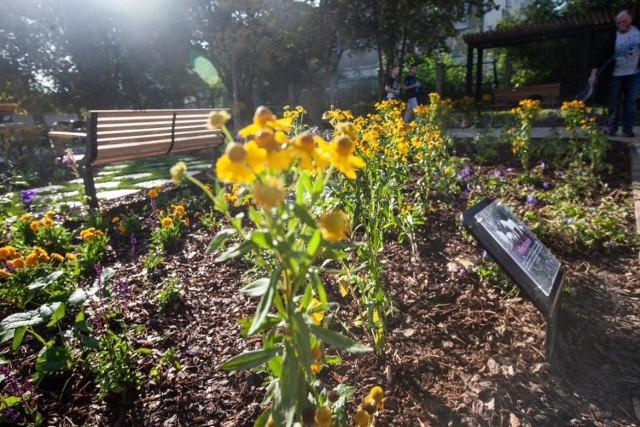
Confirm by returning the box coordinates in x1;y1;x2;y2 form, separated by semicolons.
462;198;564;358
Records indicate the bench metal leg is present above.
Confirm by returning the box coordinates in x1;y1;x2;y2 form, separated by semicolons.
82;165;98;209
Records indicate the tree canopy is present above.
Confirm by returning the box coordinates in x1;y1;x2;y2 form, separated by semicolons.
2;0;497;121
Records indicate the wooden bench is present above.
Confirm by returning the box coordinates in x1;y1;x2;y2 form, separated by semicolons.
493;83;561;108
48;109;227;208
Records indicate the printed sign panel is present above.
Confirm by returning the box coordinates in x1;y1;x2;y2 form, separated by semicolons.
462;198;563;320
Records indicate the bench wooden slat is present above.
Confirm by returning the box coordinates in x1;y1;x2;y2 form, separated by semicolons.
47;108;228;208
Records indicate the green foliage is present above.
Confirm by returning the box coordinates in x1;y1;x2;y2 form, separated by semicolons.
149;205;189;253
0;126;55;189
76;228;108;275
149;348;182;381
89;330;143;399
155;276;183;311
142;251;164;271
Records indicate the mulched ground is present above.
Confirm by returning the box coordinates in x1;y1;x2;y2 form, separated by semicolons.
4;143;639;426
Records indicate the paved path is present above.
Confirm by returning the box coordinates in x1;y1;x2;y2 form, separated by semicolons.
32;154;213;210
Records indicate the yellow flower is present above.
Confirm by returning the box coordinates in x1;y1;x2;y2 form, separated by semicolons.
0;269;11;279
45;210;55;217
21;213;32;221
362;395;376;414
310;344;323;373
354;409;371;427
65;253;77;261
112;216;120;223
252;177;285;210
51;253;64;263
369;386;385;411
10;258;25;269
239;106;292;138
336;121;358;140
291;131;329;171
215;141;266;184
328;135;365;179
307;297;325;325
0;247;8;259
253;129;294;171
161;217;173;227
118;224;126;233
315;406;332;427
30;221;41;231
148;189;158;198
25;252;39;267
170;162;187;184
207;110;231;129
319;210;350;242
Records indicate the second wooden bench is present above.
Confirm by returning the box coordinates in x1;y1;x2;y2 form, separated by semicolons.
493;83;561;108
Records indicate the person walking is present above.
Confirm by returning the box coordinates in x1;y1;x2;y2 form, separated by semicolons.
384;66;401;99
402;65;421;123
589;10;640;137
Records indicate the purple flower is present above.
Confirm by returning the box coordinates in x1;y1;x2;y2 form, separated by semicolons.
526;194;537;205
540;162;546;170
62;150;77;167
556;171;565;178
130;234;137;257
607;241;617;249
457;165;472;180
564;217;574;224
20;189;35;206
482;250;487;258
542;182;550;189
0;407;20;421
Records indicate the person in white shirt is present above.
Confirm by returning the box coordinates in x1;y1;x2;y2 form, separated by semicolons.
589;10;640;137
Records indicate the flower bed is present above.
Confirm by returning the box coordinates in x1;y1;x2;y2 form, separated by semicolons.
0;98;638;426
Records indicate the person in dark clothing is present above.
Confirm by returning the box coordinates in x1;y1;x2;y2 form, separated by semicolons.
384;66;401;99
589;10;640;137
402;65;421;123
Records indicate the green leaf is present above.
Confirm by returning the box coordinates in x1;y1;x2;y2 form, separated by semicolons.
240;278;270;297
290;312;313;376
250;230;272;249
28;270;64;290
11;326;26;350
307;230;322;257
81;336;100;349
215;240;255;262
277;346;299;426
296;172;312;204
35;346;70;373
217;347;281;371
291;202;317;228
239;315;281;338
135;347;153;355
68;288;89;306
73;320;92;333
206;228;236;255
247;271;279;336
309;325;372;353
0;302;61;343
46;303;66;327
248;206;265;226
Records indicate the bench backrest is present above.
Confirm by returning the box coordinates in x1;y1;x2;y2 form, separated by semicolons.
84;109;226;166
493;83;561;107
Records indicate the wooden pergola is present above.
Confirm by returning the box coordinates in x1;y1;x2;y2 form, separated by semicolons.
462;7;640;101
